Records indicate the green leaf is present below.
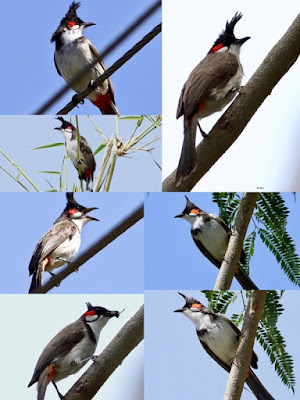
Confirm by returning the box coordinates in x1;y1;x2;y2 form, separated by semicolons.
94;142;107;156
38;171;61;175
33;142;64;150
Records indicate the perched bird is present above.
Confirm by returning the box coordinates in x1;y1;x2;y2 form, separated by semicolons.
55;117;96;192
174;196;258;289
175;293;275;400
51;2;119;114
28;193;98;293
176;12;250;185
28;302;120;400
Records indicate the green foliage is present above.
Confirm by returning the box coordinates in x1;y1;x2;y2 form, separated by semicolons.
201;290;238;314
212;192;300;287
258;291;295;391
212;192;241;226
256;193;300;286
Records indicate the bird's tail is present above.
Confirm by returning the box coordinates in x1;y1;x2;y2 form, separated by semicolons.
235;266;259;290
28;263;44;293
175;113;198;186
247;369;275;400
92;92;119;115
86;176;94;192
37;365;51;400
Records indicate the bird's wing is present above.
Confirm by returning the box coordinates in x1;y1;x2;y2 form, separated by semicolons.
28;221;77;275
88;42;117;104
192;238;221;269
197;335;231;373
80;136;96;173
211;215;231;234
180;52;239;118
28;320;85;386
54;54;62;76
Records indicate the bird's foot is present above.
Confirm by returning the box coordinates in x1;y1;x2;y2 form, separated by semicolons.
88;80;95;90
198;122;208;138
52;382;65;399
72;94;84;107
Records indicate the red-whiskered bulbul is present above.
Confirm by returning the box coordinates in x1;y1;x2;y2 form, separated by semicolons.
55;117;96;192
176;12;250;185
174;196;258;289
28;302;120;400
175;293;275;400
28;193;98;293
51;2;119;115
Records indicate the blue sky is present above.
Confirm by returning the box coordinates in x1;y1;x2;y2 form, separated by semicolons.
0;192;144;294
145;290;299;399
1;0;161;115
1;294;143;400
145;192;300;290
0;115;161;192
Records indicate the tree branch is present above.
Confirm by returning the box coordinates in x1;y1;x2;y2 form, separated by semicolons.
223;291;267;400
162;13;300;192
214;193;259;290
33;203;144;293
64;305;144;400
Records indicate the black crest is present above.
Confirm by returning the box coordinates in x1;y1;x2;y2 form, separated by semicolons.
55;116;75;130
51;2;83;43
209;12;243;52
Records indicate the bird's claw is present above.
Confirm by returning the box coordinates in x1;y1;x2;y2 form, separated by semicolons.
88;80;95;90
198;122;208;138
72;94;84;107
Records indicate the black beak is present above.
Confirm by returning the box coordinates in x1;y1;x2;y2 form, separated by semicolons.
174;213;184;218
105;310;120;318
236;36;250;45
83;22;96;28
82;207;99;222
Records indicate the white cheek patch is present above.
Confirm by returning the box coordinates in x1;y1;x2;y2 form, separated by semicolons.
85;314;99;323
65;128;73;133
71;211;82;219
216;46;228;53
190;307;200;312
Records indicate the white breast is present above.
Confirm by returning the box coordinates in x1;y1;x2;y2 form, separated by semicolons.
47;230;81;272
55;40;108;101
192;215;228;262
198;314;238;366
65;138;88;171
54;334;96;382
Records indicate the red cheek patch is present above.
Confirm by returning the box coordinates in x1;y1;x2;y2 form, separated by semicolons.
68;21;76;27
68;208;78;215
85;310;96;316
211;43;224;52
191;303;201;309
190;208;200;215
